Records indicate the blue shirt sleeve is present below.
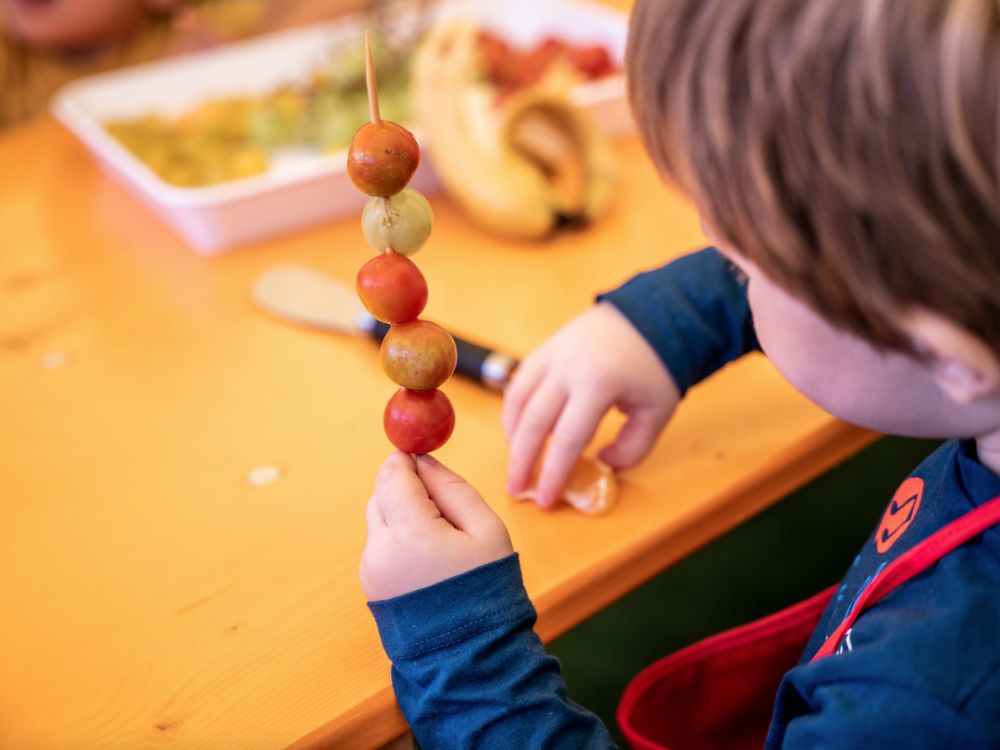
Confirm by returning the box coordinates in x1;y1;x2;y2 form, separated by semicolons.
367;248;758;747
368;554;617;749
597;246;760;395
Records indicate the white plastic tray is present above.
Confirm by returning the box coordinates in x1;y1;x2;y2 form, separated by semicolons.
51;0;631;254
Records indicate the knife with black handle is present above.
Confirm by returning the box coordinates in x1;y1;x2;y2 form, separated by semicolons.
253;266;519;392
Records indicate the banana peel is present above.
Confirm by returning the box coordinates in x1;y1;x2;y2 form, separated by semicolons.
412;21;618;240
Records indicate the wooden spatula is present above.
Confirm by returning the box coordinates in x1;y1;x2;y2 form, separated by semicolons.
253;265;518;392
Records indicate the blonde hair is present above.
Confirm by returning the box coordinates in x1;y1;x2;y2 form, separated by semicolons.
628;0;1000;354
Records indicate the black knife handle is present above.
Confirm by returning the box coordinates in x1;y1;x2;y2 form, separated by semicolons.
452;338;519;392
365;317;518;392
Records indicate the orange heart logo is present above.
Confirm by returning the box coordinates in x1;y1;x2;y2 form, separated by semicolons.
875;477;924;554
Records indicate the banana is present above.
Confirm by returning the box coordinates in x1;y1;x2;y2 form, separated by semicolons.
411;21;618;240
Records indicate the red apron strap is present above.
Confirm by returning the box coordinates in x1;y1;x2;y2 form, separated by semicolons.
812;493;1000;661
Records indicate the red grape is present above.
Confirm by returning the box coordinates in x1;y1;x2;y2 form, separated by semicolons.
383;388;455;454
356;252;428;323
347;121;420;197
381;320;457;390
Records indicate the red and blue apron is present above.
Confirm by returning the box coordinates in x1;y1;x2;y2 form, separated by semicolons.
617;494;1000;750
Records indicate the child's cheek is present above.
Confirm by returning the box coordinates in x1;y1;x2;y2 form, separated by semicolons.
747;278;837;404
746;280;790;369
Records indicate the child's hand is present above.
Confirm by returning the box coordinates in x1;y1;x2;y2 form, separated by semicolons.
503;302;681;508
360;452;514;601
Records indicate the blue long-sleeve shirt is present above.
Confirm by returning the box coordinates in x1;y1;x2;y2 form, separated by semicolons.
368;247;1000;749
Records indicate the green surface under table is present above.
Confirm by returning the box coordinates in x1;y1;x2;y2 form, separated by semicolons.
549;436;941;748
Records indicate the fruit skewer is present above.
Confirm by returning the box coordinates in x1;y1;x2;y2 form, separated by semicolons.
348;32;456;455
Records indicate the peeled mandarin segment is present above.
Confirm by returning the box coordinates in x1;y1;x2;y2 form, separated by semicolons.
362;189;433;256
381;320;457;390
383;388;456;454
356;252;428;323
512;456;618;515
561;457;617;514
347;120;420;196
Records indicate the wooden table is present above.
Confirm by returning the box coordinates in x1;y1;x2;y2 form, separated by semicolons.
0;118;877;750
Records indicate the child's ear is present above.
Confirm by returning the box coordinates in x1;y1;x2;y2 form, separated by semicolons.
906;311;1000;405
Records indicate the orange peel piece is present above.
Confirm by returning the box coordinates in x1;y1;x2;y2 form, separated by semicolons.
512;456;618;515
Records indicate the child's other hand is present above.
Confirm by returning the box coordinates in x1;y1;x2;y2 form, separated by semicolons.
360;452;514;601
503;302;680;508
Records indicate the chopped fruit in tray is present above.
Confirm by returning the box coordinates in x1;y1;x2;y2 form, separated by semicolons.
101;25;617;190
412;21;618;240
478;30;618;96
104;33;410;187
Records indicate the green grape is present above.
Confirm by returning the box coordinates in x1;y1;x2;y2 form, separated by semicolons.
361;188;433;255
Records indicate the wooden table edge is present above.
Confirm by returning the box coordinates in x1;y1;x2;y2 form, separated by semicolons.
283;420;880;750
533;421;880;641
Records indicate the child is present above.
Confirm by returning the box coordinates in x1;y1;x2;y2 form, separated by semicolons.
360;0;1000;747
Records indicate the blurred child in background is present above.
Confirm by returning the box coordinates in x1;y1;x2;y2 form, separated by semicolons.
0;0;368;128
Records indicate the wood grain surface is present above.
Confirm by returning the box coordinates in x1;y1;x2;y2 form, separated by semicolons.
0;112;876;750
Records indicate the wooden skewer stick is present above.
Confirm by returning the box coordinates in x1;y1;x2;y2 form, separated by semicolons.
364;31;394;241
364;30;381;124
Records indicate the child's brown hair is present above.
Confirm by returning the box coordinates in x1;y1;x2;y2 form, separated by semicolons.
627;0;1000;356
